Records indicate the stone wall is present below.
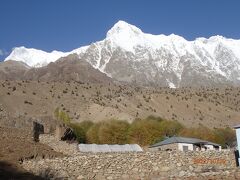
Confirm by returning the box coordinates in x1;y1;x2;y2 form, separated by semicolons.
22;146;240;179
39;134;79;155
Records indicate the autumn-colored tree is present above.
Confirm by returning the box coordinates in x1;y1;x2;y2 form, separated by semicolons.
86;122;103;143
213;127;236;147
179;125;216;142
128;119;163;146
98;120;130;144
159;120;184;137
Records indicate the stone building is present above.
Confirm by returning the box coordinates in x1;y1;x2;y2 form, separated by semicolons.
149;136;221;151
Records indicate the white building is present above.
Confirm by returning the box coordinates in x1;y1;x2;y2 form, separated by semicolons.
149;136;221;151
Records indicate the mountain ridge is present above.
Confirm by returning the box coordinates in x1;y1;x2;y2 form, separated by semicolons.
4;20;240;87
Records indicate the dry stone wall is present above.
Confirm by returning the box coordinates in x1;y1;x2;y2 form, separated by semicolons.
22;136;240;180
39;134;79;155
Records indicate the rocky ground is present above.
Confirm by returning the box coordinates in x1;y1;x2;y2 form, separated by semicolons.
0;127;62;179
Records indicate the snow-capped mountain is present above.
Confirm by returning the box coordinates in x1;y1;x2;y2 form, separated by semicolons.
5;46;89;67
4;20;240;87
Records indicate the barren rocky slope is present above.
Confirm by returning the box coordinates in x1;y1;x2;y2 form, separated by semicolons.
0;80;239;129
0;60;30;80
0;54;112;83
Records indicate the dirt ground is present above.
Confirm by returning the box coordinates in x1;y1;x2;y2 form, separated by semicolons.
0;126;62;179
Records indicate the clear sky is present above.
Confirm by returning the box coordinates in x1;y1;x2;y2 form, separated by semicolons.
0;0;240;60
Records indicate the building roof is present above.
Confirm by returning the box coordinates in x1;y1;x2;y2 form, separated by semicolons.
204;141;221;147
78;144;143;153
233;125;240;129
149;136;220;148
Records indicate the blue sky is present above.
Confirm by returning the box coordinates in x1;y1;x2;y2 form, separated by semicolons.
0;0;240;60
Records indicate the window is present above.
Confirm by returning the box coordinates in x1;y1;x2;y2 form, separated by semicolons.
182;145;188;151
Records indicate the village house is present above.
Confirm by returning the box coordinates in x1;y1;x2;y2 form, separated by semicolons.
149;136;221;151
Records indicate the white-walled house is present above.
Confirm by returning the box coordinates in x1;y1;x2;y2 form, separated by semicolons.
149;137;221;151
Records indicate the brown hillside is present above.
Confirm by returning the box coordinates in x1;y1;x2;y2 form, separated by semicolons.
0;80;239;129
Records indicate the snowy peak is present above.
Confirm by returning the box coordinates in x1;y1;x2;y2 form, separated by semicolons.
106;20;143;38
5;46;89;68
105;21;192;52
105;20;145;51
5;46;68;67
